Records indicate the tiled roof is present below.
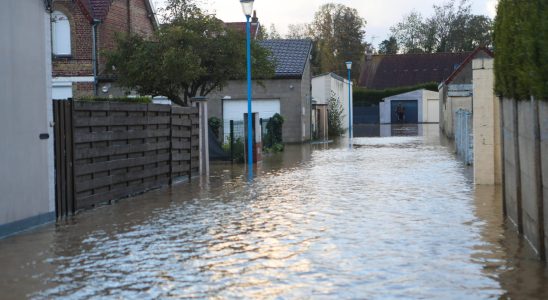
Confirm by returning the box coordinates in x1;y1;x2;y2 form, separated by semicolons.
258;39;312;78
359;52;471;89
76;0;157;26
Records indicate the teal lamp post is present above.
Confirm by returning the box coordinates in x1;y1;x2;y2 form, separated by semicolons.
346;61;353;139
240;0;254;177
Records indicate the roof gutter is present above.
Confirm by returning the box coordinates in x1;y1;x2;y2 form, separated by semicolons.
92;19;101;96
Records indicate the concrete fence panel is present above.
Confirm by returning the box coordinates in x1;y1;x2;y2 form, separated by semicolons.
502;98;522;230
517;99;544;257
539;100;548;258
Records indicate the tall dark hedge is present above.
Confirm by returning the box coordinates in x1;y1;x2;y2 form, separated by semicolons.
353;82;439;106
494;0;548;100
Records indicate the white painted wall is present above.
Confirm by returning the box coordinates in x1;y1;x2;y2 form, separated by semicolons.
0;0;54;229
472;58;502;185
312;73;353;132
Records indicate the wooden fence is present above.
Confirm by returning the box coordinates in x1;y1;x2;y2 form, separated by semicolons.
53;100;199;218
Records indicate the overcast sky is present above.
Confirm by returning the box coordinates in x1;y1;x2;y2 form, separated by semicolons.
152;0;498;46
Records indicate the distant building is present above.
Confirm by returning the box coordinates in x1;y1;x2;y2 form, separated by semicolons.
224;11;260;39
208;39;313;143
379;89;440;124
358;52;471;90
438;47;494;138
50;0;158;100
312;72;353;134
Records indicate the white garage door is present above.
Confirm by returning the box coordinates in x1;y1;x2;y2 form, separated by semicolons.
223;99;280;140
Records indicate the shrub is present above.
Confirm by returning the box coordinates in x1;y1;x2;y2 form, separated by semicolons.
77;96;152;103
353;82;439;106
328;93;345;137
208;117;221;139
222;137;245;163
264;113;284;151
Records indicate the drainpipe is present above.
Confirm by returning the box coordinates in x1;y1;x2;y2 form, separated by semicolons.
92;19;101;96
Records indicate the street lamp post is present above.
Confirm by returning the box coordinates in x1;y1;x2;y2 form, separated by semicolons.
346;61;353;139
240;0;254;177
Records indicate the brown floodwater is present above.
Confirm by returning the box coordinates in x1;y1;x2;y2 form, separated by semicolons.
0;124;547;299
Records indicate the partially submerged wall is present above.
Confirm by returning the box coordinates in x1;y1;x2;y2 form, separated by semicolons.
501;97;547;260
472;58;501;185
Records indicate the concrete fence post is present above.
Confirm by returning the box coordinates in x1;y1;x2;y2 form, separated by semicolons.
192;97;209;176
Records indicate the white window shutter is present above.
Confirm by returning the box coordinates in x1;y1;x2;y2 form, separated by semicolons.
52;11;71;56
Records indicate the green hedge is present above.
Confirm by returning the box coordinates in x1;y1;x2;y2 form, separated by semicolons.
353;82;439;106
494;0;548;100
77;96;152;103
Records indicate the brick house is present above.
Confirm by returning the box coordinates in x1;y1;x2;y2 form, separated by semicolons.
50;0;158;99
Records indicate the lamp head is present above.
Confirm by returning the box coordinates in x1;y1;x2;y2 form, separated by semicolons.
345;61;352;70
240;0;254;17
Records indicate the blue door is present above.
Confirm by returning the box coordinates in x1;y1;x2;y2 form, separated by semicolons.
391;100;418;123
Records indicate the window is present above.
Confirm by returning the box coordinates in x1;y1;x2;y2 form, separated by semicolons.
51;11;71;56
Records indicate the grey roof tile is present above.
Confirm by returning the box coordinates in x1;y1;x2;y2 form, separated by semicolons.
258;39;312;78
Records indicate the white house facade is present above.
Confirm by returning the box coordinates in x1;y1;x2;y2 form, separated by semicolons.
312;73;353;133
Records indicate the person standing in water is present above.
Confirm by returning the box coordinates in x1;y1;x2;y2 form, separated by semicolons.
395;104;406;122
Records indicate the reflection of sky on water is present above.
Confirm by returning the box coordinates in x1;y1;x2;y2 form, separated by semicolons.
0;125;546;299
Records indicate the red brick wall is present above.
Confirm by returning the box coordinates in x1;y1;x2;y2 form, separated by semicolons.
52;0;156;96
98;0;156;74
51;1;93;77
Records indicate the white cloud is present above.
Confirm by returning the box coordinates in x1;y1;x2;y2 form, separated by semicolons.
486;0;498;18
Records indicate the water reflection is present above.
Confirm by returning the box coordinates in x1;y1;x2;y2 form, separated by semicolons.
353;123;436;138
0;124;546;299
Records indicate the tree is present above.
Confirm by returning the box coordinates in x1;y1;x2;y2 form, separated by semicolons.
106;2;275;106
390;11;426;53
286;23;310;39
378;37;399;54
390;0;493;53
309;3;367;78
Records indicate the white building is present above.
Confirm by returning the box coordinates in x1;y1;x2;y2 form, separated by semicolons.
312;73;353;133
379;89;440;124
0;0;55;238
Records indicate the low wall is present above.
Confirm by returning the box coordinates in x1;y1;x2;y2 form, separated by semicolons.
501;97;547;260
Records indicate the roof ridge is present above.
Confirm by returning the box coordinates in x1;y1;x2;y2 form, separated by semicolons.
374;51;471;57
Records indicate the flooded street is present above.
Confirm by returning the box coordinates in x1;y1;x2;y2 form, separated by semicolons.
1;124;547;299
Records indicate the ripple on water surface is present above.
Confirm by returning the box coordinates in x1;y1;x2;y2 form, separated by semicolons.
4;129;544;299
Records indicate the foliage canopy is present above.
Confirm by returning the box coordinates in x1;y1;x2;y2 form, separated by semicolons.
353;82;439;107
389;0;493;54
494;0;548;100
106;0;275;106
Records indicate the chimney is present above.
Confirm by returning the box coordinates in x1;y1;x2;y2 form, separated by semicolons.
252;11;258;23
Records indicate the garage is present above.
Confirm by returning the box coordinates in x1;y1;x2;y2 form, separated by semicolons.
390;100;418;123
222;99;280;140
379;89;439;124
